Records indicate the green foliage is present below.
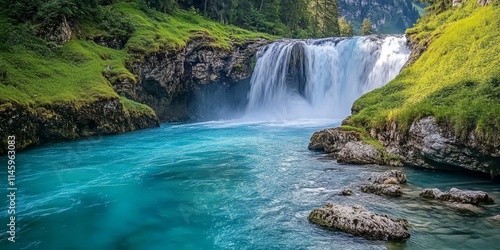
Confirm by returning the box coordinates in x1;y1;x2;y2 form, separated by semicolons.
338;16;353;37
419;0;452;15
309;0;340;37
349;1;500;146
361;18;372;35
0;1;271;107
1;0;98;23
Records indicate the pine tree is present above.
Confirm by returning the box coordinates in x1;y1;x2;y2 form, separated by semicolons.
361;18;372;36
321;0;340;37
338;16;353;37
309;0;340;37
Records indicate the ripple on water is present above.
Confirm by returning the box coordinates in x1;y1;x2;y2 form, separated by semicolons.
0;121;499;249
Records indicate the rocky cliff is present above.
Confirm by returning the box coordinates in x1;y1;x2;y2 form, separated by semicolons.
121;36;269;122
339;0;421;34
310;1;500;177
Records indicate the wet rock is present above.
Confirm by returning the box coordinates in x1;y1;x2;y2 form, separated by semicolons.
371;170;407;184
361;184;403;197
341;188;353;196
361;170;407;197
448;202;484;214
308;203;410;240
308;128;402;166
420;188;494;204
334;141;384;165
308;128;360;153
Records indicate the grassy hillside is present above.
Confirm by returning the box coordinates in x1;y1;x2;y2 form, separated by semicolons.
348;1;500;145
0;2;270;107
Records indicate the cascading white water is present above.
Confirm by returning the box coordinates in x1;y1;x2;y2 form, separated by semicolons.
245;35;410;120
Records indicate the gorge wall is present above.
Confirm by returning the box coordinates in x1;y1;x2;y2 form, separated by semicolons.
122;37;269;122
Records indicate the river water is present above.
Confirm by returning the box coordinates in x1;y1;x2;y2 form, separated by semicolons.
1;120;499;249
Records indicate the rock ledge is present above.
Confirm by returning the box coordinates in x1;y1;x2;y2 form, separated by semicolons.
308;203;410;240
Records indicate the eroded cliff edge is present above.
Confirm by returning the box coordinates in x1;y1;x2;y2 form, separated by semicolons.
309;1;500;177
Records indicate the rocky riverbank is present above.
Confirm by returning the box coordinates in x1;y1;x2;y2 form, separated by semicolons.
309;116;500;177
309;169;496;240
0;98;159;154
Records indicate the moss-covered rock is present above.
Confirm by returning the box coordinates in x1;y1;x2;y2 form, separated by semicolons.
0;98;159;154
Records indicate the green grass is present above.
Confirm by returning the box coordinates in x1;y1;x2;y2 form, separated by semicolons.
0;2;272;109
349;1;500;146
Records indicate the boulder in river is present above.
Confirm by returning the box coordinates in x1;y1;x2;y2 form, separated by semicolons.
361;170;407;197
420;188;494;204
308;203;410;240
361;184;403;197
341;188;354;196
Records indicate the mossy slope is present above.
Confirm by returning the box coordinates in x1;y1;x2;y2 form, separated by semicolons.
349;1;500;146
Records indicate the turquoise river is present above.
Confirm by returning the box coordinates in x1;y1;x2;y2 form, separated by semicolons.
1;120;499;250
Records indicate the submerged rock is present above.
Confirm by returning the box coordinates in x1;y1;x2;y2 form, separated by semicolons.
308;203;410;240
361;170;407;197
420;188;494;204
341;188;354;196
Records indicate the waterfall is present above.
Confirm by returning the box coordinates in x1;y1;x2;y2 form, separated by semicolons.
245;35;410;120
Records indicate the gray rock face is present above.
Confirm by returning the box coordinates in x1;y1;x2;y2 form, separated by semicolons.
308;128;402;166
308;203;410;240
420;188;494;204
334;141;383;164
308;128;361;153
116;36;270;122
361;170;407;197
339;0;420;34
371;169;407;184
38;17;72;45
361;184;403;197
0;98;160;154
373;116;500;176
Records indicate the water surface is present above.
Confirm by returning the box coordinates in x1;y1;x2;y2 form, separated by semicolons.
1;120;499;249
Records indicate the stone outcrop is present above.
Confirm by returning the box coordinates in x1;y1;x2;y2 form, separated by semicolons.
113;36;270;122
308;128;402;166
0;98;159;154
372;116;500;176
37;16;72;46
420;188;494;204
308;203;410;240
361;170;407;197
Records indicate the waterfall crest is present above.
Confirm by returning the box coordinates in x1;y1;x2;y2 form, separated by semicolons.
245;35;410;120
